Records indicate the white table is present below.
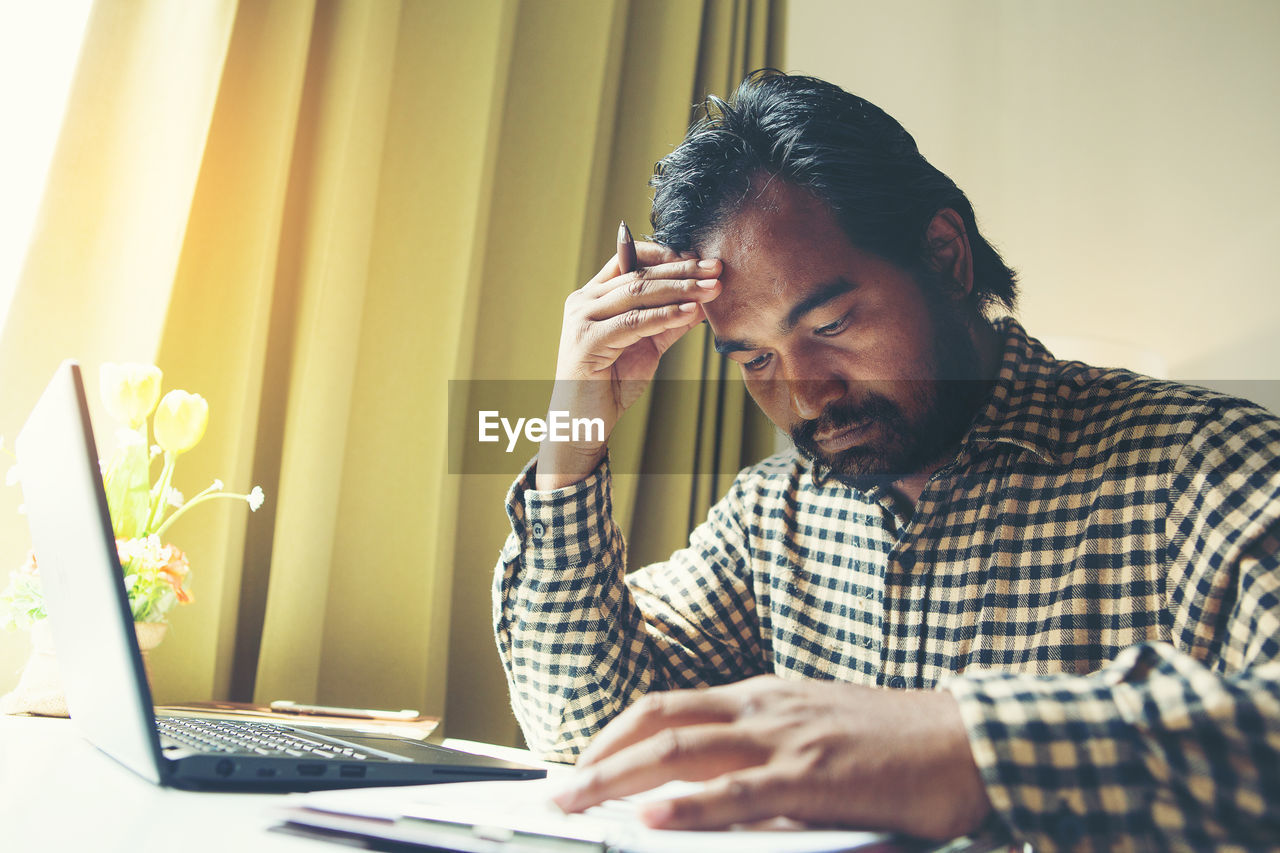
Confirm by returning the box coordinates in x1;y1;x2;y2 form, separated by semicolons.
2;715;1015;853
0;715;540;853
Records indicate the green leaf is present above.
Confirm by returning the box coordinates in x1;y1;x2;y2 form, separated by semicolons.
102;433;152;539
0;572;47;631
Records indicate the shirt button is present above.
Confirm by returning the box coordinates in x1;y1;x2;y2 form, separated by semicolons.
888;675;907;689
897;551;916;570
531;522;546;539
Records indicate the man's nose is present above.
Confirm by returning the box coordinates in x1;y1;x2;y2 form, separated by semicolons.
787;376;845;422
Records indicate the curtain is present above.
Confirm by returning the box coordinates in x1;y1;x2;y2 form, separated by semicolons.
0;0;785;747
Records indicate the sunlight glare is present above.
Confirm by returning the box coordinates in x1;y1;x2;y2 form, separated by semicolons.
0;1;95;333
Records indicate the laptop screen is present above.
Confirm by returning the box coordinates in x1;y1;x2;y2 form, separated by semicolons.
16;361;165;782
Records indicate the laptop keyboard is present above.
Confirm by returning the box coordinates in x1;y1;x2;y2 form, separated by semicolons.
156;716;375;760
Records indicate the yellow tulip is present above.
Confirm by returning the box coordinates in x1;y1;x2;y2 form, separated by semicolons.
153;391;209;454
100;363;163;429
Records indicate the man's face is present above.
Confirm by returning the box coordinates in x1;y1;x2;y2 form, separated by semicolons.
699;180;987;490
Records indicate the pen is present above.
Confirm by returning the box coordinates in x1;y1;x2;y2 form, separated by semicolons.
617;221;636;275
269;700;421;720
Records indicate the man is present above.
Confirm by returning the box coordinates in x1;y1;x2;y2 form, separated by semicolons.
493;71;1280;850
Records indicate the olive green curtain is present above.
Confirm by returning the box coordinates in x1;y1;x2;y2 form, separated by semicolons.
0;0;784;747
445;0;786;744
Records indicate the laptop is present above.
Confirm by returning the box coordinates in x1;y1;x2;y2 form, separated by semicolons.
14;360;546;791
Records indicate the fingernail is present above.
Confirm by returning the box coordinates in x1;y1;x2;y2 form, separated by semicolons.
550;788;577;812
696;278;718;289
697;259;719;269
550;774;589;812
640;800;676;827
678;302;698;312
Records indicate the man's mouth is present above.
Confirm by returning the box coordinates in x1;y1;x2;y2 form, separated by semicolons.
812;420;873;454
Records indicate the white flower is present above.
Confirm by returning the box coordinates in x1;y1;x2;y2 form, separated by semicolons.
99;363;163;429
247;486;264;512
211;479;224;491
166;487;184;508
153;390;208;454
116;427;145;446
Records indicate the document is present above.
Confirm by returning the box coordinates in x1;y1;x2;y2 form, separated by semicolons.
276;777;911;852
273;740;1002;852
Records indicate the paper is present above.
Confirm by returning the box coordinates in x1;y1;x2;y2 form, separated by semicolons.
285;777;897;853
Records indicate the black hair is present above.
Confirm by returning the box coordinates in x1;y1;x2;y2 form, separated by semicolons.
650;70;1017;314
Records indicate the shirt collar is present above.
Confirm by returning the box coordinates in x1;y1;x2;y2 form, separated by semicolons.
962;317;1073;467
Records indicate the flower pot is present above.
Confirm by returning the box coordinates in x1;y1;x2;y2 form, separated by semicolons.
0;619;167;717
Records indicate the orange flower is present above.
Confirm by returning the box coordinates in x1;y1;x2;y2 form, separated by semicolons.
114;536;195;611
157;544;193;605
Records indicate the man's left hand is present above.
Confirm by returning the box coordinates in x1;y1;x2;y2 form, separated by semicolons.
550;675;992;841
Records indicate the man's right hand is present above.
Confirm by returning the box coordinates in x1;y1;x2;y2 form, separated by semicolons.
534;242;722;491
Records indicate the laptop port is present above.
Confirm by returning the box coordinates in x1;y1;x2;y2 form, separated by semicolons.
339;765;367;779
297;763;326;777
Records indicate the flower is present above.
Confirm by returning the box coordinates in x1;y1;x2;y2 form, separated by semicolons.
100;363;163;430
153;478;264;539
2;364;265;629
0;552;44;631
153;391;208;454
115;536;194;620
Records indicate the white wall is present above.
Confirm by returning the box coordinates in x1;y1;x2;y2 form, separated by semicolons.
785;1;1280;408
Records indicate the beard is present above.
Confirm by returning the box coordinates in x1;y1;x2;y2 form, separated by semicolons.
789;289;990;492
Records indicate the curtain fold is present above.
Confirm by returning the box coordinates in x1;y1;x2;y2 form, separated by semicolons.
297;0;522;720
240;0;405;708
627;0;786;570
153;0;323;706
444;0;787;745
0;0;785;747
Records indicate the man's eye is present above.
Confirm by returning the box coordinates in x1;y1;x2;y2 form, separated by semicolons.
743;353;772;372
815;314;849;336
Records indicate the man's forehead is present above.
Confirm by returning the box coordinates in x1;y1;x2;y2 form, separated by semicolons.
700;180;850;306
699;177;823;254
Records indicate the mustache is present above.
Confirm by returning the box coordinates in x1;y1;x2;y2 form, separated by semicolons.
790;394;899;447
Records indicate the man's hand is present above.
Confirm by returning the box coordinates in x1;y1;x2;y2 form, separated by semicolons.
550;675;992;841
534;242;721;491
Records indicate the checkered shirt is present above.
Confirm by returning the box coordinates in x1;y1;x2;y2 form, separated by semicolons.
494;319;1280;851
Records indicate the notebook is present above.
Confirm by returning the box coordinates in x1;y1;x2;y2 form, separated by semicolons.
13;360;546;791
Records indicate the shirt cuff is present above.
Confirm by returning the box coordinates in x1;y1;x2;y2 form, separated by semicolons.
941;646;1157;851
500;452;615;572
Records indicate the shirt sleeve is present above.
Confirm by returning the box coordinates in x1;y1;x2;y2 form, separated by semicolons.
493;454;767;761
944;400;1280;851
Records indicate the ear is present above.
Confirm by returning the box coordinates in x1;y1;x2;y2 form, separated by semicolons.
923;208;973;297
